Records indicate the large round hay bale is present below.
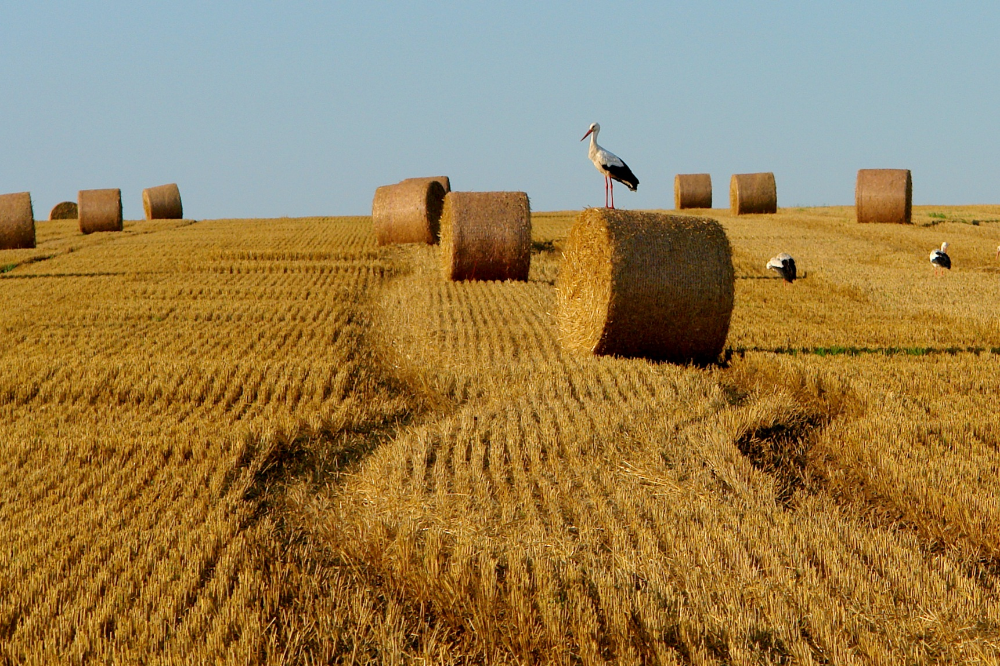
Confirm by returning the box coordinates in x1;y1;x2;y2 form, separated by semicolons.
439;191;531;282
0;192;36;250
855;169;911;224
674;173;713;209
142;183;183;220
372;179;447;245
729;172;777;215
557;209;734;363
48;201;78;220
400;176;451;193
78;188;123;234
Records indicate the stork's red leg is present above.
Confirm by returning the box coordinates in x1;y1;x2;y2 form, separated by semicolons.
610;179;615;209
604;176;609;208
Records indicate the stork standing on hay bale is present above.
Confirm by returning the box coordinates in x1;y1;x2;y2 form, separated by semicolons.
930;242;951;275
581;123;639;209
766;253;797;285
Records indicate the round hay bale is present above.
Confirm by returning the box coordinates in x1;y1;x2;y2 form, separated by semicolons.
372;179;447;245
856;169;911;224
48;201;78;220
674;174;713;209
0;192;36;250
78;188;123;234
729;172;777;215
400;176;451;193
556;208;734;363
142;183;183;220
439;191;531;282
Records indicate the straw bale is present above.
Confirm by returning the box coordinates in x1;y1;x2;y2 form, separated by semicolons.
674;174;713;209
48;201;78;220
400;176;451;193
0;192;36;250
142;183;183;220
856;169;911;224
78;189;123;234
556;208;734;363
439;191;531;281
729;172;777;214
372;179;447;245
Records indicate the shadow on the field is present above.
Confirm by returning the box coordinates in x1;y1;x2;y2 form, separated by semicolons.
727;345;1000;358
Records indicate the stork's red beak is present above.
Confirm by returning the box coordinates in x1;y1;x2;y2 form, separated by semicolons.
581;128;594;141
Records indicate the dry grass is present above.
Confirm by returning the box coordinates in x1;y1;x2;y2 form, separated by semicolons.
2;205;1000;663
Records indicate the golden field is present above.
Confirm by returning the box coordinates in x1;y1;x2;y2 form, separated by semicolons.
2;205;1000;664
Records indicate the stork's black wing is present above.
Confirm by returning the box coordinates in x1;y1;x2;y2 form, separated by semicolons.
605;161;639;191
782;257;797;282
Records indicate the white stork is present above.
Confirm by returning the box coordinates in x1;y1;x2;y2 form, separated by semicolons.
930;242;951;275
766;253;797;284
581;122;639;209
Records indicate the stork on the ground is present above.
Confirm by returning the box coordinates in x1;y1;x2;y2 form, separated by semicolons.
581;123;638;209
766;253;797;285
930;242;951;275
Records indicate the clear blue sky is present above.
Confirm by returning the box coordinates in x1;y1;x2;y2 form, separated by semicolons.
2;2;997;219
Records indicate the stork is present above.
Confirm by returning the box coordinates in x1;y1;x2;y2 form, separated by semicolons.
581;123;638;209
930;242;951;275
766;253;797;284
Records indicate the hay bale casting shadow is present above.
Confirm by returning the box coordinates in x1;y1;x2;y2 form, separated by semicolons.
372;179;448;245
142;183;183;220
48;201;78;221
78;189;123;234
674;174;712;209
557;209;734;363
730;172;777;215
440;191;531;282
0;192;36;250
856;169;912;224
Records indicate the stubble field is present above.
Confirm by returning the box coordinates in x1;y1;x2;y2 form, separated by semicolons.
2;205;1000;664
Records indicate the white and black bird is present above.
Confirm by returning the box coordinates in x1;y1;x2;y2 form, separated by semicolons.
581;122;639;209
766;253;797;284
930;242;951;275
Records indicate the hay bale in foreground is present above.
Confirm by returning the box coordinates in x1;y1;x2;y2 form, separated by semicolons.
856;169;911;224
49;201;78;220
730;172;777;214
400;176;451;193
78;188;123;234
0;192;36;250
142;183;183;220
440;191;531;281
372;179;447;245
674;174;713;209
557;209;734;363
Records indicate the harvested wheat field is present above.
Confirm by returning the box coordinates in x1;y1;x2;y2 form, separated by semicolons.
2;205;1000;663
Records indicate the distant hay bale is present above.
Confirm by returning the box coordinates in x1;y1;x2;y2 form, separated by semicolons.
856;169;912;224
674;174;713;209
372;179;448;245
400;176;451;193
48;201;78;220
439;191;531;281
0;192;36;250
556;208;734;363
729;172;777;214
78;188;123;234
142;183;183;220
